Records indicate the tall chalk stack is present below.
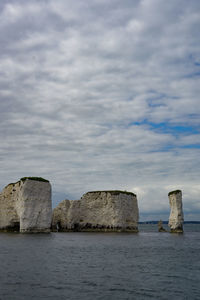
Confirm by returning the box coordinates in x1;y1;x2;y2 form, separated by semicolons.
0;177;52;233
168;190;184;233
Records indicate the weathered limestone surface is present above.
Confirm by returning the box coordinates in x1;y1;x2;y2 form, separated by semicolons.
0;182;19;231
0;178;52;232
168;190;184;233
52;190;139;232
52;199;81;230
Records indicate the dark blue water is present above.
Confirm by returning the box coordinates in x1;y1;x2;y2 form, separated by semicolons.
0;225;200;300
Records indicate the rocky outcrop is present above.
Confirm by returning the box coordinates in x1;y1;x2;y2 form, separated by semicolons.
168;190;184;233
52;199;81;230
0;177;52;233
158;220;166;232
52;190;139;232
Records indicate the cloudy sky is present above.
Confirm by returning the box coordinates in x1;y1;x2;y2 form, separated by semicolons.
0;0;200;221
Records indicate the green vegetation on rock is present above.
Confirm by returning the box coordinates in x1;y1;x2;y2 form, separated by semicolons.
86;190;136;197
5;182;16;188
20;177;49;183
168;190;182;197
4;177;49;189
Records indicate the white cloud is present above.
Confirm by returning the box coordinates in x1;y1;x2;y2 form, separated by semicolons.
0;0;200;220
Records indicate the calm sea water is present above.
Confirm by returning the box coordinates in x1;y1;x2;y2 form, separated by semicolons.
0;224;200;300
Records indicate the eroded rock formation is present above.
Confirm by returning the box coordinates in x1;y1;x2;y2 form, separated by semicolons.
168;190;184;233
158;220;166;232
52;190;139;232
0;177;52;232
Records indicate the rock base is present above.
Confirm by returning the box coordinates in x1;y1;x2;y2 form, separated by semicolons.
52;224;139;233
170;226;183;233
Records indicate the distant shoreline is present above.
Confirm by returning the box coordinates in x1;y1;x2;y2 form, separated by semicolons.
139;221;200;224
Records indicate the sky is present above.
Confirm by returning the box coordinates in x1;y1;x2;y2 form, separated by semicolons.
0;0;200;221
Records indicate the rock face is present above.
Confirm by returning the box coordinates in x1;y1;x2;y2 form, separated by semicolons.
168;190;184;233
52;199;81;230
52;190;139;232
0;177;52;232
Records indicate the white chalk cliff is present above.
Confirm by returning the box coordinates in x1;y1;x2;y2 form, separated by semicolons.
52;190;139;232
168;190;184;233
0;177;52;232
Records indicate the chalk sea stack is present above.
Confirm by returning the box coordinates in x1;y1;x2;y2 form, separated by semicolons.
168;190;184;233
52;190;139;232
0;177;52;233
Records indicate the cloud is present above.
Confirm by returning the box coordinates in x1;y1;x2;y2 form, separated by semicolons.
0;0;200;220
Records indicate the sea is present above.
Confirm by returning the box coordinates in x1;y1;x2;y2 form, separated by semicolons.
0;224;200;300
